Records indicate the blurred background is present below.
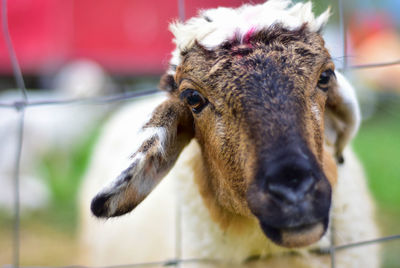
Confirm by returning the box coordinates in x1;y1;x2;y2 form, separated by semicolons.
0;0;399;267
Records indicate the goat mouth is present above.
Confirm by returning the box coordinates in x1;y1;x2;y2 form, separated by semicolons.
260;218;328;248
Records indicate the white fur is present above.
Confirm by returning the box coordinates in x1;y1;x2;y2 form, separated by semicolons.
126;125;167;160
311;104;321;122
152;127;168;157
79;95;380;267
168;0;330;73
334;71;361;139
324;71;361;158
137;127;167;150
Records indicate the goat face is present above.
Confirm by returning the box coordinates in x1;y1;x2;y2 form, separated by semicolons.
91;25;360;248
171;25;338;247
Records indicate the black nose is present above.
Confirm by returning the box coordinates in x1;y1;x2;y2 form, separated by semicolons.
264;155;316;204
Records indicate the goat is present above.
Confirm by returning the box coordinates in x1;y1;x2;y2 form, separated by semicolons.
79;1;380;267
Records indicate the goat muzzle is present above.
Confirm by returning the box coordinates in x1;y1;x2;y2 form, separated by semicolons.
246;151;331;248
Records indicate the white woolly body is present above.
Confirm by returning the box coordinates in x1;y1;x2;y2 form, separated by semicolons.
79;94;379;267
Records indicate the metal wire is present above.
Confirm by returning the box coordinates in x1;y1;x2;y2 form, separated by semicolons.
176;0;185;264
350;59;400;69
2;232;400;268
1;0;27;267
178;0;185;21
1;0;27;100
338;0;347;71
329;226;336;268
335;234;400;251
0;89;160;109
1;0;400;267
10;110;24;268
2;258;222;268
330;0;348;265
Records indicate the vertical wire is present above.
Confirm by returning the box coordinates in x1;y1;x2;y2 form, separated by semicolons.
12;110;25;268
175;1;185;266
1;0;28;267
1;0;27;99
178;0;185;22
330;225;336;268
175;203;182;267
338;0;347;71
330;0;347;267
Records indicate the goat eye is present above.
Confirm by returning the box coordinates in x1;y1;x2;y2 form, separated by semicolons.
317;70;334;91
179;89;208;114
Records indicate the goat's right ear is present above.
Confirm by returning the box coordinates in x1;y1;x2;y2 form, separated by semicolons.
91;98;193;218
325;71;361;163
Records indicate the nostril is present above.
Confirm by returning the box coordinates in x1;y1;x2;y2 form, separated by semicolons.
297;176;314;195
261;153;319;203
268;183;298;203
267;176;315;203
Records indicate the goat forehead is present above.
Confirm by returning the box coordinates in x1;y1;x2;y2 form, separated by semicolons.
180;27;329;84
176;27;331;133
182;46;326;100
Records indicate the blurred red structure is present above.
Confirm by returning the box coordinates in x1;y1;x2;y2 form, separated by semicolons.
349;11;400;92
0;0;262;76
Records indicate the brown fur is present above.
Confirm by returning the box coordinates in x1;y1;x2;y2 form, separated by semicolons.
322;148;338;185
168;25;335;226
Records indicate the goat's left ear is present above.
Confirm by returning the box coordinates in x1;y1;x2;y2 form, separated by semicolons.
325;71;361;163
91;98;194;218
159;73;178;93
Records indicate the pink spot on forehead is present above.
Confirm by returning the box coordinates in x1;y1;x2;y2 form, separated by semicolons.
231;26;258;44
243;27;257;44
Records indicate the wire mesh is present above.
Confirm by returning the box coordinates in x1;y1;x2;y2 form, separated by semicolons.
1;0;400;267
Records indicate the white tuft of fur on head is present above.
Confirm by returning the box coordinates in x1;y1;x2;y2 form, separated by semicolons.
168;0;330;74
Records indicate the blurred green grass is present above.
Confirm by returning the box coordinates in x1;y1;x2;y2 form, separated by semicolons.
353;93;400;268
354;97;400;209
0;123;102;265
34;125;101;232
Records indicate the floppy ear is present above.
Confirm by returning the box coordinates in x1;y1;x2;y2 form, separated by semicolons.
91;98;194;218
159;73;178;93
325;71;361;163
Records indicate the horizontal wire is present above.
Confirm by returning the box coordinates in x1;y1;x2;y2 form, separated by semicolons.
1;258;222;268
0;56;399;110
335;234;400;251
5;233;400;268
0;102;15;108
0;58;398;108
350;59;400;69
0;89;160;109
3;234;400;268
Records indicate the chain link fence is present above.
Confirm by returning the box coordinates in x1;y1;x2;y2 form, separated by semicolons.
1;0;400;267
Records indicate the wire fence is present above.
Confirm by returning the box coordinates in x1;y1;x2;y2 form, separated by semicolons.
1;0;400;267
